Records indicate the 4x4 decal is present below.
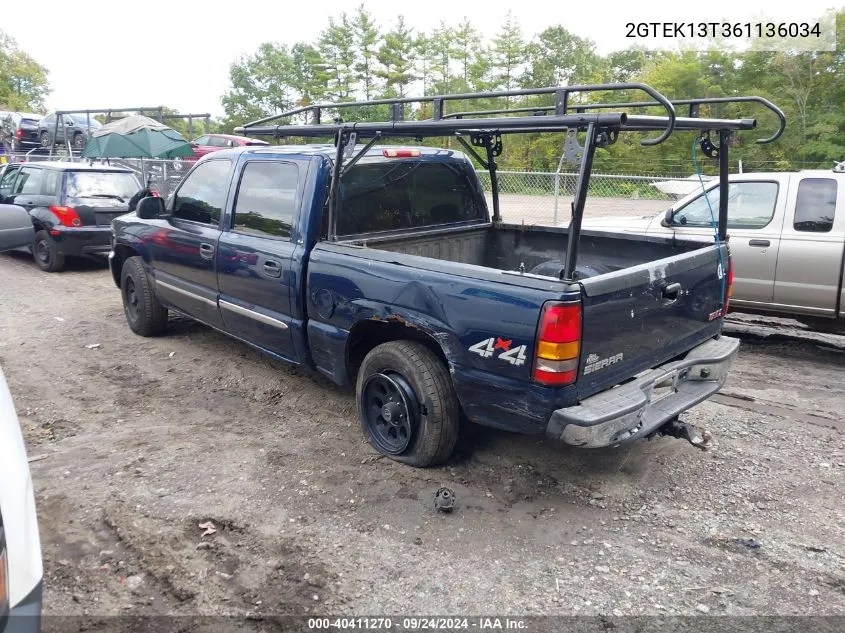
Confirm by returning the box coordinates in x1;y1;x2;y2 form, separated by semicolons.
468;337;528;366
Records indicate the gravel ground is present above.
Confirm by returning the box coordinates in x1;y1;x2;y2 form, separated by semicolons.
1;250;844;625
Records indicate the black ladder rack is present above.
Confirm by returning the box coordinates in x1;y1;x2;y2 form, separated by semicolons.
234;82;786;282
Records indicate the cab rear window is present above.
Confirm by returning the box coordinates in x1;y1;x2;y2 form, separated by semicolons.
337;161;486;236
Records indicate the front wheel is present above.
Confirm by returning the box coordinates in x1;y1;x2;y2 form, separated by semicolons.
356;340;459;467
40;131;51;148
121;256;168;336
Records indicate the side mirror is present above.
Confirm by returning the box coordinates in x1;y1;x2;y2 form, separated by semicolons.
190;142;198;148
661;208;674;227
0;204;35;251
136;196;166;220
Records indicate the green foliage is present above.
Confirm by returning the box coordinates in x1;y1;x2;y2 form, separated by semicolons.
376;16;417;98
491;11;527;93
319;13;357;101
218;9;845;173
353;4;381;100
0;30;49;112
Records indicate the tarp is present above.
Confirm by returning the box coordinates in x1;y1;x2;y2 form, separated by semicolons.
81;115;194;159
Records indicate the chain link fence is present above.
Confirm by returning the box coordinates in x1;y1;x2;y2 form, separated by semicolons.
2;150;712;226
477;170;715;225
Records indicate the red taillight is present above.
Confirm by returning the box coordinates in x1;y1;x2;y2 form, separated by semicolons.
534;301;582;386
49;205;82;227
16;129;22;140
382;149;421;158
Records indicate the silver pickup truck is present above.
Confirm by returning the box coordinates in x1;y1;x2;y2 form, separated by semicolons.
581;165;845;333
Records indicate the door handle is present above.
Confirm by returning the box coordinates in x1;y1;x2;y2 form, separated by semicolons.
263;260;282;278
749;239;770;247
661;282;682;302
199;242;215;260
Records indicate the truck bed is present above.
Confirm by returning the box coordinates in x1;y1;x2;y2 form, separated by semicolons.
332;220;728;407
345;222;708;281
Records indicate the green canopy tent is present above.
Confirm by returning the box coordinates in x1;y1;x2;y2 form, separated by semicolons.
81;115;195;159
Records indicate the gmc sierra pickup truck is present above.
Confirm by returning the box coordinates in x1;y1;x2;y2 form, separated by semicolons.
108;84;785;467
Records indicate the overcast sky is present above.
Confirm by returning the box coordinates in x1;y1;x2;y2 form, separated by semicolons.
3;0;837;119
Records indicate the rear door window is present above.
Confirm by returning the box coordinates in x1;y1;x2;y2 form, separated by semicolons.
0;166;20;196
15;167;42;195
794;178;837;233
232;161;298;239
338;160;485;235
41;170;60;196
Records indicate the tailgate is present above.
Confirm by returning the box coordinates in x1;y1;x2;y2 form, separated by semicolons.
576;243;728;398
74;204;130;227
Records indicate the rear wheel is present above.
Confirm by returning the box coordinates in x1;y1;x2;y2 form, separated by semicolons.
32;230;65;272
356;340;459;467
39;131;50;148
121;256;168;336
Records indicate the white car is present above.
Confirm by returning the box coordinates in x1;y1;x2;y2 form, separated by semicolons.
0;204;42;633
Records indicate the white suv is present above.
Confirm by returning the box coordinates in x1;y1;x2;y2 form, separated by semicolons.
0;203;43;633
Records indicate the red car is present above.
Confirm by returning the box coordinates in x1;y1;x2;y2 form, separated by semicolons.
188;133;270;160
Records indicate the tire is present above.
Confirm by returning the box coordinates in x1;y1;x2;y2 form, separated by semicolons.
32;230;66;272
40;131;51;148
120;256;168;336
356;340;459;467
72;132;84;149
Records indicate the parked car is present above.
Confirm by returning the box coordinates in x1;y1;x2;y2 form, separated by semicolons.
0;161;142;272
187;133;270;160
37;113;102;150
0;202;43;633
109;140;738;467
579;167;845;333
1;113;43;154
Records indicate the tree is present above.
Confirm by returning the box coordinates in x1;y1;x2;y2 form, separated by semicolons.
427;23;456;93
604;46;659;82
319;13;357;101
291;43;327;106
413;33;434;96
491;11;527;93
221;43;298;124
452;18;479;89
353;4;381;100
376;16;417;98
523;27;602;87
0;30;49;111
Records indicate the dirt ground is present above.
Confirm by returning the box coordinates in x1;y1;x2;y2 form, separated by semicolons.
1;250;844;625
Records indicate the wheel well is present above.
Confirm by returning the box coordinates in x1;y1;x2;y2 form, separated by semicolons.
111;244;139;288
346;320;450;383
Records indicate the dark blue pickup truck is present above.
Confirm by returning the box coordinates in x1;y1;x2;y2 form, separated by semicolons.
108;85;786;466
